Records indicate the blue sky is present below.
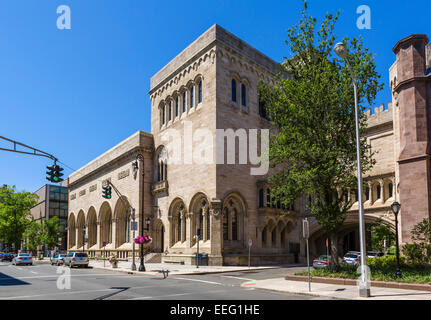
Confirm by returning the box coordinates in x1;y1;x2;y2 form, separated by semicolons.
0;0;430;193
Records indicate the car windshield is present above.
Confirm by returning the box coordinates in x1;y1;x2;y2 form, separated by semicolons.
318;256;329;260
60;255;66;257
75;253;87;257
345;254;358;258
19;254;30;256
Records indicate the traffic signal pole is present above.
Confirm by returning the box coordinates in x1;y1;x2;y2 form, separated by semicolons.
0;135;58;162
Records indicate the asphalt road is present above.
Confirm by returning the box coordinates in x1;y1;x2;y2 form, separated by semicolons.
0;261;328;300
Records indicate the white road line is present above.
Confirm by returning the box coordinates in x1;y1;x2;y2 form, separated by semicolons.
129;290;227;300
0;284;179;300
30;271;38;274
220;275;256;281
172;277;224;286
0;273;134;281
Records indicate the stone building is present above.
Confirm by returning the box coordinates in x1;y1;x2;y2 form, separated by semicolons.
67;26;431;264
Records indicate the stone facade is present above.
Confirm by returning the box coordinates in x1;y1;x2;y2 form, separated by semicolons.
66;26;431;264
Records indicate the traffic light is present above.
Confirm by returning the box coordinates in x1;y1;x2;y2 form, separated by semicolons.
102;185;112;199
46;165;55;182
46;164;64;183
53;165;64;182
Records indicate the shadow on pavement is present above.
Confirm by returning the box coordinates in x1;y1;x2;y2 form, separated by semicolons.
0;272;30;286
94;287;129;300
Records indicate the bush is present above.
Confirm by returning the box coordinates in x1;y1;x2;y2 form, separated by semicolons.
402;243;424;265
367;254;405;270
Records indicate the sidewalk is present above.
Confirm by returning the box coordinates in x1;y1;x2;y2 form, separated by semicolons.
241;277;431;300
88;259;288;276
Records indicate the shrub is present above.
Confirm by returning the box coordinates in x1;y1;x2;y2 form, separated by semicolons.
402;243;425;265
367;254;405;270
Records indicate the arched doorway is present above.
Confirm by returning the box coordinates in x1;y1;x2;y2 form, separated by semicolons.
153;219;165;253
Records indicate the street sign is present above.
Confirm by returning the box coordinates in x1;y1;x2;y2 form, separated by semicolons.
131;221;138;231
248;239;252;247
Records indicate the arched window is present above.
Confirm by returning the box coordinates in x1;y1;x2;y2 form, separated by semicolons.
223;208;228;240
366;187;370;201
271;228;276;247
266;189;271;207
198;81;202;103
259;95;267;119
190;86;194;108
389;183;393;198
231;209;238;241
281;228;286;248
376;185;381;200
175;96;179;117
177;216;182;243
156;147;167;182
161;105;165;125
241;83;246;106
258;189;264;208
168;101;172;121
231;79;237;102
183;91;187;112
262;227;267;246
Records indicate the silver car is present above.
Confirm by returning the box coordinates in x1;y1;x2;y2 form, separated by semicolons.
63;252;89;268
12;253;33;266
51;254;67;266
343;252;361;265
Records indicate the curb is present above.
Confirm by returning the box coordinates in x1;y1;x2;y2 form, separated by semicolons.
89;264;288;276
285;274;431;292
240;280;353;300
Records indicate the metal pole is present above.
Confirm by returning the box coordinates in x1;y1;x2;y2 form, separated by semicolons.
395;214;402;278
196;235;200;269
138;154;146;272
306;237;311;292
353;80;369;297
131;209;136;271
248;244;251;269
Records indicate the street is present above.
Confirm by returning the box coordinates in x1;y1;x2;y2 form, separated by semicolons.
0;262;328;300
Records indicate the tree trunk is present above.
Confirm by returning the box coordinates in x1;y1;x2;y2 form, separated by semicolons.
330;234;339;271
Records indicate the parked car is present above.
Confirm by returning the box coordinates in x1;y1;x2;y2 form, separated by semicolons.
12;253;33;266
51;254;67;266
343;252;361;265
313;255;331;268
367;251;384;258
63;252;89;268
1;253;14;262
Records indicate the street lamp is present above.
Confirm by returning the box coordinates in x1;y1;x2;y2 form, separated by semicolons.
334;42;370;298
391;201;402;279
134;153;147;272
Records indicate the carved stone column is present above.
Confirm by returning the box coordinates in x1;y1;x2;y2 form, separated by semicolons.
209;199;223;265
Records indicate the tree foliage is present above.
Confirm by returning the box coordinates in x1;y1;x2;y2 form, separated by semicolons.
0;185;38;251
259;1;383;267
366;219;395;252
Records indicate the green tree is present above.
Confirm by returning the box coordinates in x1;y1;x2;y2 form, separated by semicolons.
411;218;431;266
23;221;43;253
366;219;395;253
259;1;382;269
41;216;62;250
0;185;38;252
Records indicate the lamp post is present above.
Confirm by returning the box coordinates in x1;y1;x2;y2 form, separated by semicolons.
131;208;136;271
391;201;402;279
334;42;370;297
134;154;145;271
133;154;149;272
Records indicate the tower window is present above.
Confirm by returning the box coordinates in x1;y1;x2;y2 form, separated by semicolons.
198;81;202;103
241;83;246;106
232;79;237;102
190;87;194;108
